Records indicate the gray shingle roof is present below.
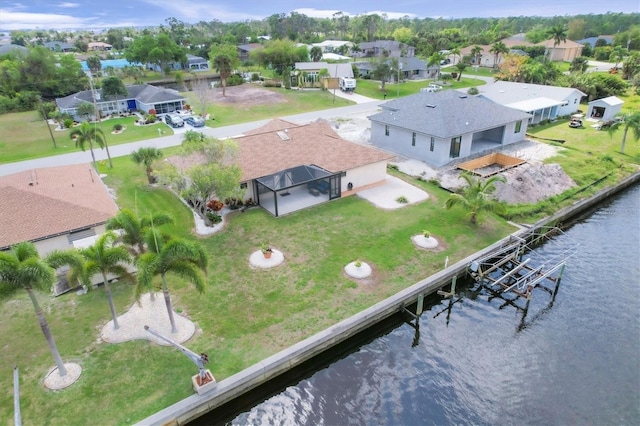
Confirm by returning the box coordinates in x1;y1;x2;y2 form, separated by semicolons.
368;91;531;138
55;84;184;110
477;81;586;105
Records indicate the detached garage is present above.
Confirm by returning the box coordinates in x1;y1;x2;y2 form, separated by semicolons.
587;96;624;121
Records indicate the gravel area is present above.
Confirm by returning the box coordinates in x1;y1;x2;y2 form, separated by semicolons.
101;292;196;346
43;363;82;390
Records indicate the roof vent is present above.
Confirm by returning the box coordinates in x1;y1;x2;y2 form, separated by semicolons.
276;131;290;141
459;95;467;99
426;104;436;108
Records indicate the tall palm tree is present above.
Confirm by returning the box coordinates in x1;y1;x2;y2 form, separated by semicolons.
0;242;68;376
607;111;640;154
80;231;133;329
136;229;207;333
130;147;163;184
445;173;507;224
106;209;174;255
70;121;106;170
213;54;232;97
547;25;567;61
471;45;483;66
489;42;508;68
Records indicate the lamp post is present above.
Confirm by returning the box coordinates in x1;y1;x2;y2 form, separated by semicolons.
397;62;402;97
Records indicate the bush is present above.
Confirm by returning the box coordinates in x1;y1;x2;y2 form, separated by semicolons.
206;199;224;211
251;73;260;82
63;118;74;128
149;108;157;115
263;79;282;87
396;195;408;203
467;87;479;95
227;74;244;86
113;123;123;131
205;211;222;224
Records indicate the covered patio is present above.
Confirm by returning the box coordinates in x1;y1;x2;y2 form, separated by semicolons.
254;164;342;217
507;97;561;124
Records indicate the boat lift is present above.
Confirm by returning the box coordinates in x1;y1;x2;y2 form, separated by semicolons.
468;226;577;329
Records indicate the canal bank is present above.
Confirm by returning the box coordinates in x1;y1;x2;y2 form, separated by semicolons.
137;171;640;426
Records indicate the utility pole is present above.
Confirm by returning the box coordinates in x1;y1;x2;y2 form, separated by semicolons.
40;98;56;148
88;72;113;168
14;366;22;426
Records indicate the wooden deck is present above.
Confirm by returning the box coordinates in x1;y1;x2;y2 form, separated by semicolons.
457;153;526;177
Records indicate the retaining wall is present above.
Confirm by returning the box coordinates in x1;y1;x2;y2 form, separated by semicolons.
137;172;640;426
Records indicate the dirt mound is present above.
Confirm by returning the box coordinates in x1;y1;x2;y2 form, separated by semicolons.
214;85;287;106
493;163;576;204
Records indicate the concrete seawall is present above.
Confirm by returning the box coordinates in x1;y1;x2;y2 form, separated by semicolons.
137;172;640;426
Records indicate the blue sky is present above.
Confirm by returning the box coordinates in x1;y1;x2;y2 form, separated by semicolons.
0;0;637;30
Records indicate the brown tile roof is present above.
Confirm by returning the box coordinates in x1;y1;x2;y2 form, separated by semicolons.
237;119;393;181
168;119;393;182
0;164;119;248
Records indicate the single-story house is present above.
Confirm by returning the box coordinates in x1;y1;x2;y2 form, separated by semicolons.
577;36;614;47
293;62;353;88
311;40;353;53
356;40;415;58
539;39;584;62
460;36;584;66
146;54;209;72
44;41;74;52
356;57;437;81
0;43;28;55
0;164;118;255
237;43;263;62
586;96;624;121
88;42;112;51
169;119;393;217
56;84;185;119
475;81;586;124
368;91;532;167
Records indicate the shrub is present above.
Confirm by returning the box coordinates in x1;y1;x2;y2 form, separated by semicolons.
251;73;259;82
396;195;408;203
113;123;123;131
206;199;224;211
63;118;74;128
149;108;157;115
205;211;222;224
467;87;479;95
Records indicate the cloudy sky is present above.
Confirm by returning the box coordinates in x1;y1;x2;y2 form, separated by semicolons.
0;0;637;30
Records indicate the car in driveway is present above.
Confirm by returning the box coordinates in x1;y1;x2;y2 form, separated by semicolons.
420;83;442;93
185;116;205;127
164;113;184;128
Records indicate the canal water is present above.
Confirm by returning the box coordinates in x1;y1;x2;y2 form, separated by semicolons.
197;185;640;426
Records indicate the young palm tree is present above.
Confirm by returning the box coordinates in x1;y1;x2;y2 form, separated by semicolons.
136;229;207;333
130;147;164;184
70;121;106;170
471;45;484;66
0;242;68;376
213;54;232;97
606;111;640;154
445;173;507;224
106;209;174;255
80;231;133;329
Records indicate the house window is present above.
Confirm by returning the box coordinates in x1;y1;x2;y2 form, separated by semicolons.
574;99;577;104
515;120;522;133
450;136;461;158
412;132;416;146
240;182;247;189
430;137;435;152
385;125;389;136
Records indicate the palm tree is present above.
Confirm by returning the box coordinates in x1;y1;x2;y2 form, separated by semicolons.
606;111;640;154
455;62;467;81
136;229;207;333
309;46;323;62
106;209;174;255
547;25;567;61
80;231;133;329
130;147;163;184
471;45;483;66
489;42;508;68
70;121;106;170
445;173;507;224
450;47;460;65
213;54;232;97
0;242;68;377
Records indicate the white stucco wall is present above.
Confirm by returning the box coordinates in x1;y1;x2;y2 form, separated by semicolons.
342;161;388;191
586;100;622;121
558;92;584;117
34;224;108;257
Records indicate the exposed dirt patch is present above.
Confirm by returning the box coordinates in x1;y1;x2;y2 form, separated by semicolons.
211;84;288;106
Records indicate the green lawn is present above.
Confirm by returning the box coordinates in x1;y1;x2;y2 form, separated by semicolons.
0;154;516;425
355;76;486;100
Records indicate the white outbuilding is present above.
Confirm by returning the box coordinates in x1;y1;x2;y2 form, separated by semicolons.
586;96;624;121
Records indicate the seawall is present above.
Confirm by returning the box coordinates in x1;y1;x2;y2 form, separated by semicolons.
137;171;640;426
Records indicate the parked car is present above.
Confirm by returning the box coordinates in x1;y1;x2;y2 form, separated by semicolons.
185;116;205;127
420;83;442;93
569;119;583;128
164;113;184;128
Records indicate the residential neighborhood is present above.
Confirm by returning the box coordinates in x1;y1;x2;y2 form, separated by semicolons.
0;4;639;425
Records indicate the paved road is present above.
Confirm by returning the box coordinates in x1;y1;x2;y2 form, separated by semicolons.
0;100;383;177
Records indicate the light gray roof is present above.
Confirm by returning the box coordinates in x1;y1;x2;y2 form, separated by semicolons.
368;91;532;139
477;81;586;105
294;62;329;71
0;44;28;55
589;95;623;106
55;84;184;110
